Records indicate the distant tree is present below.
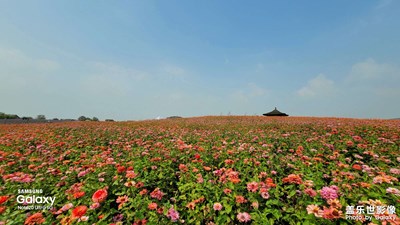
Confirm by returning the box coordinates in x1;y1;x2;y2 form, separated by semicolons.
52;118;59;121
78;116;87;121
105;119;114;122
8;114;20;119
92;117;99;121
36;115;46;120
0;113;20;119
22;117;33;120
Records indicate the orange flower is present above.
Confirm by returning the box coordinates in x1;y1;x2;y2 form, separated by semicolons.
186;201;196;210
71;205;87;218
24;212;45;225
203;166;211;171
306;204;322;217
321;206;342;220
265;178;276;188
73;191;85;199
352;164;362;170
229;177;241;184
148;202;158;210
282;174;302;185
235;195;247;204
92;189;107;203
178;164;188;172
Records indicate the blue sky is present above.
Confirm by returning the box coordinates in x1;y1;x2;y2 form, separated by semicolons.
1;0;399;120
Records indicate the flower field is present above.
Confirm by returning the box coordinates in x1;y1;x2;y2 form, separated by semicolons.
0;116;399;225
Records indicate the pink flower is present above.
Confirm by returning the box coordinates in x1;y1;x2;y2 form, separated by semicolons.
320;186;338;200
150;188;165;200
196;174;204;183
148;202;158;210
246;181;259;192
304;188;317;197
306;204;322;217
90;202;100;210
237;212;251;223
61;203;73;211
126;170;137;179
386;187;400;196
166;206;180;222
390;168;400;175
213;203;223;211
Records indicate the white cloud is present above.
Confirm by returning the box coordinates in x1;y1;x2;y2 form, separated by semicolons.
232;83;268;102
0;47;60;73
347;58;398;81
297;74;335;98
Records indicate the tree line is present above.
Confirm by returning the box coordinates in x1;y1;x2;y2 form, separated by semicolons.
0;112;114;121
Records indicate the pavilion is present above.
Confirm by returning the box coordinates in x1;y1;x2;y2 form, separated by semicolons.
263;107;289;116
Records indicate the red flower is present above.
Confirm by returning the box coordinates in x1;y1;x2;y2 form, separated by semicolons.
72;205;87;218
352;164;362;171
0;206;6;214
117;165;126;173
24;212;45;225
0;196;8;204
92;189;108;203
73;191;85;199
194;153;201;159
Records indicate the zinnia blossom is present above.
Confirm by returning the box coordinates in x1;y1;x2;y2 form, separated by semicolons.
126;170;137;179
320;186;339;200
90;202;100;210
166;206;180;222
0;196;8;205
304;188;317;197
148;202;157;210
306;204;322;217
386;187;400;196
71;205;87;218
282;174;302;185
61;203;74;211
246;181;259;192
321;206;342;219
213;203;223;211
150;188;165;200
235;195;247;204
237;212;251;223
116;195;129;204
92;189;108;203
73;191;85;199
24;213;45;225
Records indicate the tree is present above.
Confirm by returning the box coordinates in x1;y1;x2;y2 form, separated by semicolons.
78;116;87;121
92;117;99;121
36;115;46;120
0;113;20;119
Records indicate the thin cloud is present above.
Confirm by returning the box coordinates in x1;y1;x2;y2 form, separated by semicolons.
0;47;60;73
297;74;335;98
347;58;398;82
